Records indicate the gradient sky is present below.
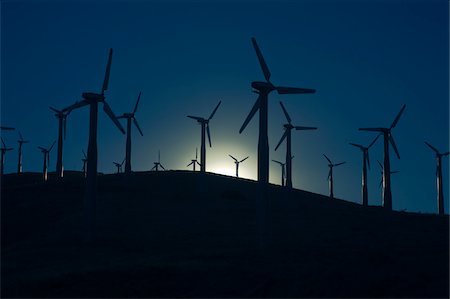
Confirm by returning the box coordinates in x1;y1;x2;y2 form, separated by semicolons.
1;0;449;214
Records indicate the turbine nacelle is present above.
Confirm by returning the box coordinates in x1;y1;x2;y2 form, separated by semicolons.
82;92;105;102
251;81;276;93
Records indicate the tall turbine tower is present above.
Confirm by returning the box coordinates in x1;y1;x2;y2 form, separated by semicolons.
38;141;55;182
118;92;143;174
323;154;345;199
187;101;221;172
424;141;449;215
275;101;317;188
349;135;379;206
49;107;70;178
229;155;249;177
81;150;87;178
17;131;29;174
359;104;406;210
239;38;315;184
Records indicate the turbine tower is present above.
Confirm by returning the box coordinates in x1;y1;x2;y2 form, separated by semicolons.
113;158;125;174
272;159;286;186
359;104;405;210
239;38;315;184
1;138;14;177
229;155;249;177
38;141;55;182
118;92;143;174
63;48;125;238
49;106;70;178
323;154;345;199
349;135;379;206
377;160;399;203
81;150;87;178
151;150;165;171
17;131;29;174
424;141;449;215
275;101;317;188
187;148;201;171
187;101;221;172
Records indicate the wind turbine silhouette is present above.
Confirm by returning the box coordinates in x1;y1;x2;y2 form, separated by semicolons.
272;159;286;186
113;158;125;174
349;135;379;206
229;155;249;177
1;138;14;177
323;154;345;199
38;141;55;182
49;106;70;178
275;101;317;188
239;38;315;184
424;141;449;215
117;92;143;174
63;48;125;238
187;101;221;173
17;131;29;174
151;150;165;171
81;150;87;178
359;104;405;210
187;148;201;171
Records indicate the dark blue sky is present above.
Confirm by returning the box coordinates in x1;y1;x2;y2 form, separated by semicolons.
2;0;448;214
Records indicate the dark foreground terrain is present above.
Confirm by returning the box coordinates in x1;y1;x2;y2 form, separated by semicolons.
1;171;449;298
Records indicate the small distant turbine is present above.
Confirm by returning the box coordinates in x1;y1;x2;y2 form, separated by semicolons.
17;131;30;174
187;148;201;171
117;92;144;174
424;141;449;215
272;159;286;186
151;150;165;171
229;155;249;177
359;104;406;210
113;158;125;174
81;150;87;178
1;138;14;177
187;100;221;173
349;134;379;206
275;101;317;188
38;141;56;182
49;106;70;178
323;154;345;199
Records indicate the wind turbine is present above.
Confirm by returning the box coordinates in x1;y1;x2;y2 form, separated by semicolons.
275;101;317;188
151;150;165;171
38;141;55;182
187;100;221;172
229;155;249;177
359;104;406;210
424;141;449;215
17;131;29;174
272;159;286;186
349;135;379;206
323;154;345;199
113;158;125;174
239;38;315;184
81;150;87;178
1;138;14;177
49;106;70;178
63;48;125;238
187;148;201;171
117;92;143;174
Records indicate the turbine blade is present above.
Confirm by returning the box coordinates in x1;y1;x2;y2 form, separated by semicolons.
377;160;383;169
275;130;288;151
349;142;364;149
187;161;193;167
0;126;15;130
64;118;67;140
64;100;89;112
390;104;406;129
38;146;46;151
251;37;271;82
391;171;400;174
335;162;346;166
229;154;238;162
424;141;439;154
18;130;24;141
368;134;380;148
49;106;60;113
295;126;317;131
207;124;212;147
103;101;125;134
208;100;222;120
187;116;203;121
276;86;316;94
359;127;385;132
151;165;156;170
279;101;291;123
240;156;249;163
389;134;400;159
195;148;198;159
133;118;144;136
323;154;332;164
272;159;282;165
239;96;261;134
379;178;382;188
133;91;141;114
366;151;371;170
442;152;450;156
160;164;166;171
82;149;87;159
1;138;5;148
102;48;113;94
48;141;56;152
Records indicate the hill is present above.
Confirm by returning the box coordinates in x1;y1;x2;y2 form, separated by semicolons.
1;171;449;298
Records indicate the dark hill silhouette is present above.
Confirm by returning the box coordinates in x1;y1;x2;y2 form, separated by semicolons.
1;171;448;298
